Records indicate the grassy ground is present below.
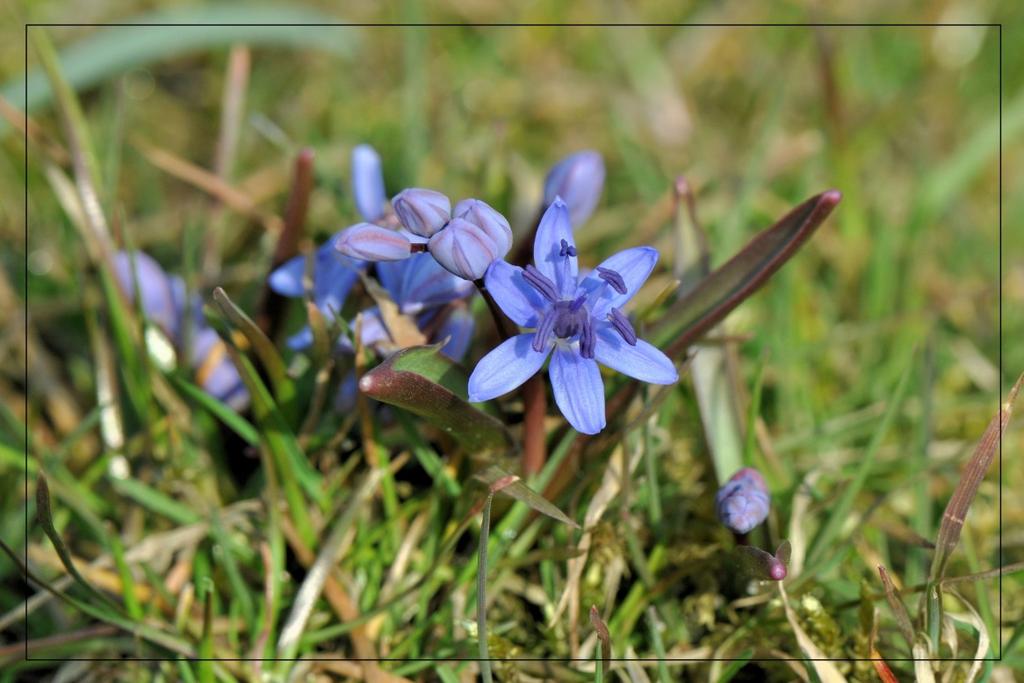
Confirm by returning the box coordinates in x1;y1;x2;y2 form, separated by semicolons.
2;1;1023;681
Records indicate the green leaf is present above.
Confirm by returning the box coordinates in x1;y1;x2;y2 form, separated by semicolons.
6;6;363;131
360;345;512;453
202;311;321;547
109;477;201;526
652;190;841;358
35;476;120;611
474;466;578;529
166;372;260;445
212;287;298;424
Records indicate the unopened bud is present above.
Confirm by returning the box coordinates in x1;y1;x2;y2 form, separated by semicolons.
428;217;507;281
453;198;513;256
336;223;412;261
543;150;605;228
351;144;387;222
392;188;451;237
716;467;770;534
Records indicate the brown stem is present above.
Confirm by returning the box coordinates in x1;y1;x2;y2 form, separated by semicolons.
520;375;547;475
473;279;547;475
257;148;314;336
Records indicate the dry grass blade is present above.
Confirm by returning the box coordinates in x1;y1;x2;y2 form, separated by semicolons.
777;583;846;683
549;446;631;655
31;30;112;258
133;137;283;233
931;371;1024;581
358;272;428;350
944;588;990;683
877;565;915;649
276;467;385;660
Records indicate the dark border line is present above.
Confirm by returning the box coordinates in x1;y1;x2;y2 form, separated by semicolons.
19;22;1003;667
24;22;1002;27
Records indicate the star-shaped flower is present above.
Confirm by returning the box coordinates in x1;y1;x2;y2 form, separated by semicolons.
468;198;678;434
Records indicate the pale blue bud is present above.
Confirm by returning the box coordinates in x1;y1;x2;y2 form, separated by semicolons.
351;144;387;222
428;217;507;281
336;223;412;261
543;150;605;228
392;188;451;237
716;468;770;535
453;198;513;256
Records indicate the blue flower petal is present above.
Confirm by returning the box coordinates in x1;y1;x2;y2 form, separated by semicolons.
112;251;181;336
576;246;658;319
436;307;475;361
549;344;605;434
351;144;387;222
333;371;359;412
593;323;678;384
484;260;547;328
468;333;549;402
533;198;577;298
269;238;363;314
267;254;306;298
190;326;249;410
379;253;473;314
286;325;314;351
358;307;390;349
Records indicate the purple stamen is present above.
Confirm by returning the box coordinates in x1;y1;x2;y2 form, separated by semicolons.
579;315;595;359
559;239;577;258
532;308;556;352
569;294;587;312
608;307;637;346
522;265;559;303
596;267;626;295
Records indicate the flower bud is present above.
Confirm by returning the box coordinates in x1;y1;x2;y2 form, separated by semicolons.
454;198;513;256
543;150;605;228
392;188;451;237
336;223;412;261
428;217;508;281
351;144;386;222
715;467;770;534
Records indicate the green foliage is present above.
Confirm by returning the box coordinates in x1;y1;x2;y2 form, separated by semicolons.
3;9;1019;682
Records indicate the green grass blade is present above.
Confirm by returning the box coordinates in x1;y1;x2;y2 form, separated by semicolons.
808;358;913;569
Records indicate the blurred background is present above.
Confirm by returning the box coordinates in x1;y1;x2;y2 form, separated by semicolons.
1;0;1022;679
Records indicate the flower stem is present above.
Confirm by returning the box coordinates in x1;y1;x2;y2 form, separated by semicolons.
474;279;547;475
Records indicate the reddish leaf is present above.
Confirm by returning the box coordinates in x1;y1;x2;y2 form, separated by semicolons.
652;190;841;358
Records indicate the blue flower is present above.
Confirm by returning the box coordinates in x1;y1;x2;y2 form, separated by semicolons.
112;250;248;410
716;468;770;534
468;198;677;434
356;253;475;359
267;234;364;350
